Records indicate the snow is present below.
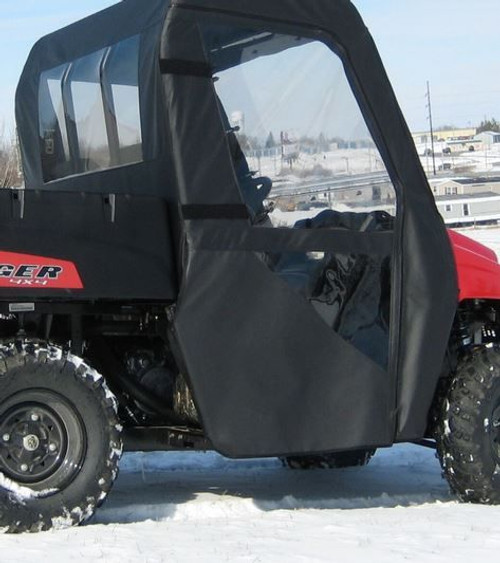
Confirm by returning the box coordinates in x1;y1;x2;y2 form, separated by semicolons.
0;473;56;501
2;444;500;561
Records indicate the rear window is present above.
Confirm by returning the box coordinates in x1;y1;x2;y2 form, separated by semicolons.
38;35;143;182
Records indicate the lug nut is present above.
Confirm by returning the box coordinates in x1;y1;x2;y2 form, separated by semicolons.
49;443;57;452
20;464;28;472
2;434;10;442
30;413;39;422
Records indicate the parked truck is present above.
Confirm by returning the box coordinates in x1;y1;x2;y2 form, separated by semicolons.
1;0;500;532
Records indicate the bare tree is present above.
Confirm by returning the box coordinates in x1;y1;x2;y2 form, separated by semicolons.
0;123;22;188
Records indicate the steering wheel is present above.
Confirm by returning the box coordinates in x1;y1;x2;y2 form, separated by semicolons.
241;174;273;220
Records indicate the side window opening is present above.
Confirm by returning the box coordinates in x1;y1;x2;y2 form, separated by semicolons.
102;35;143;166
68;48;110;173
38;64;72;181
201;24;395;368
203;26;397;230
38;35;143;183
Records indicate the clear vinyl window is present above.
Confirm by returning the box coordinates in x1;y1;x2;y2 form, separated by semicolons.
203;26;396;228
202;25;395;368
69;49;111;173
102;36;143;166
38;64;72;181
38;35;143;182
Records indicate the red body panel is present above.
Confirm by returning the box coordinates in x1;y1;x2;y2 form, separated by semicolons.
0;234;498;300
448;230;500;301
0;251;83;290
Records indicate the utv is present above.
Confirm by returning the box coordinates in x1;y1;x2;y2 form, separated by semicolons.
1;0;500;532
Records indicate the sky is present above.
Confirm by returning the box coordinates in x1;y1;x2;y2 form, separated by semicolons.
0;0;499;137
355;0;500;132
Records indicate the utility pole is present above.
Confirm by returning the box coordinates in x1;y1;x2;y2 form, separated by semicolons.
426;81;437;176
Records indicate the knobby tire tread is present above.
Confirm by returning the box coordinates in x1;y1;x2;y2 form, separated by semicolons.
0;341;122;533
435;347;500;504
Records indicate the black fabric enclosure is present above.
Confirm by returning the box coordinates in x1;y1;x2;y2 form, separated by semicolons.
16;0;173;199
15;0;459;457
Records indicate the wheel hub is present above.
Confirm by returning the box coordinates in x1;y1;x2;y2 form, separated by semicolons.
0;389;86;491
23;434;40;452
0;404;65;484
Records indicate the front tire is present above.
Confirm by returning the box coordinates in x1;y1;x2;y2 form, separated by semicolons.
435;346;500;503
0;341;122;532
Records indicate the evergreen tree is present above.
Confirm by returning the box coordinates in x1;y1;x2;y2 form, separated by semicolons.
477;118;500;133
265;131;276;149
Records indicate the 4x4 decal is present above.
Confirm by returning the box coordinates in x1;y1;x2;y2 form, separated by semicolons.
0;251;83;289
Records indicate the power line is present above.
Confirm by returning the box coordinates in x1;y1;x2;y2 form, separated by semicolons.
426;81;436;176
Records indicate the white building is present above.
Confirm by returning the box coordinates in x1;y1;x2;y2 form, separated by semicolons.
475;131;500;149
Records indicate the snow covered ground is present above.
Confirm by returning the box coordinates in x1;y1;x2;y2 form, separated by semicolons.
3;228;500;561
3;444;500;562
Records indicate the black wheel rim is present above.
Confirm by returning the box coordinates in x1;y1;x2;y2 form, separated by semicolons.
0;389;87;491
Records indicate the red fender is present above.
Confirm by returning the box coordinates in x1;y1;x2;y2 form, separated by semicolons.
448;230;500;301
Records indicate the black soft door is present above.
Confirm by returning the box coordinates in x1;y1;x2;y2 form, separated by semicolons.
163;12;400;457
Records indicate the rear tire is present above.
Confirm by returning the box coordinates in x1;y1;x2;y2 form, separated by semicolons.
281;449;375;470
435;346;500;503
0;341;122;532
